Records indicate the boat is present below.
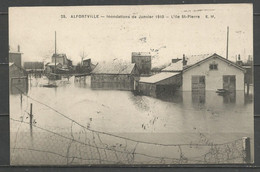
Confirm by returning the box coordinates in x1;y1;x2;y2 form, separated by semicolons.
216;89;230;95
42;83;58;88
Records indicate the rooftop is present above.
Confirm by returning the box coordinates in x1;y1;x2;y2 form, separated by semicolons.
139;72;180;84
183;53;246;73
162;60;183;72
185;53;215;66
92;61;136;74
132;52;151;56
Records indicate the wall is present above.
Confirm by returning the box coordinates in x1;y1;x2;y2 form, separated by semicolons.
182;58;245;91
9;53;22;67
157;74;182;86
91;74;135;90
9;64;28;94
138;82;156;97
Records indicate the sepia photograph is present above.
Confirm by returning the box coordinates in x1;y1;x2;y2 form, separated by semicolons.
9;4;253;165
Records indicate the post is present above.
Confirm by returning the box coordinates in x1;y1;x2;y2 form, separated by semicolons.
20;93;23;109
242;137;251;163
30;103;33;137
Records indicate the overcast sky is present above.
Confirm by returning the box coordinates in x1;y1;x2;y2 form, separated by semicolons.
9;4;253;67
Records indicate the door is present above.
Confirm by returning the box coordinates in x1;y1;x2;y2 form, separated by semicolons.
223;75;236;91
192;75;205;92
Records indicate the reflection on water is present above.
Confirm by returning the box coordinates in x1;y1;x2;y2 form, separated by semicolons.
155;88;253;108
10;76;254;164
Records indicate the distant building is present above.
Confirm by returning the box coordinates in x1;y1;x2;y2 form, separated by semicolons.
51;54;72;68
182;53;246;91
82;58;96;72
45;62;62;73
9;63;28;94
9;45;22;67
83;58;91;67
138;72;182;98
91;62;140;90
131;52;151;75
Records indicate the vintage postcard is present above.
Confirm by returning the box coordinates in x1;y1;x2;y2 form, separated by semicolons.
9;4;253;165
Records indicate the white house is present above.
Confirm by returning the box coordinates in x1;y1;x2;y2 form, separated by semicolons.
182;53;246;91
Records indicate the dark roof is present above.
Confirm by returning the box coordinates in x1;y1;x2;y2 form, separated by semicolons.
132;52;151;56
172;58;182;63
183;53;246;73
52;54;67;58
92;62;136;74
24;62;44;69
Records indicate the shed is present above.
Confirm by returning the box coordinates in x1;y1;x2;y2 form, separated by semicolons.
91;62;139;90
182;53;246;91
138;72;181;98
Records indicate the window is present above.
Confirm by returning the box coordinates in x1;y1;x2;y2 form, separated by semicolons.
209;62;218;70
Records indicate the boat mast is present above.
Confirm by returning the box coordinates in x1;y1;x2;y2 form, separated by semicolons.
54;31;57;73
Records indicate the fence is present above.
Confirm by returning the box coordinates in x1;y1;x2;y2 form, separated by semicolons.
10;88;251;165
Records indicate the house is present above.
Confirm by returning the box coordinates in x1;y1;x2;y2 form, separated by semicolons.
91;62;140;90
131;52;151;75
138;72;182;98
9;63;28;94
182;53;246;91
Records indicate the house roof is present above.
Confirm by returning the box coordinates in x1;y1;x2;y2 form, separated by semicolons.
92;62;136;74
162;60;183;72
9;62;27;74
185;53;214;66
139;72;180;84
132;52;151;56
183;53;246;73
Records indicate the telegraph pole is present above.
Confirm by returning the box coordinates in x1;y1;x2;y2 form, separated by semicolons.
226;26;229;59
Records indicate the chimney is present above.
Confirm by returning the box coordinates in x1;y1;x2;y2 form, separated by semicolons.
236;54;242;66
182;54;187;66
18;45;20;52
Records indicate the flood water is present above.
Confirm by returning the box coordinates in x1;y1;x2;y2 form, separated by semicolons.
10;76;254;165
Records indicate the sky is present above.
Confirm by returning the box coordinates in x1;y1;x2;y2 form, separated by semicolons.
9;4;253;67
